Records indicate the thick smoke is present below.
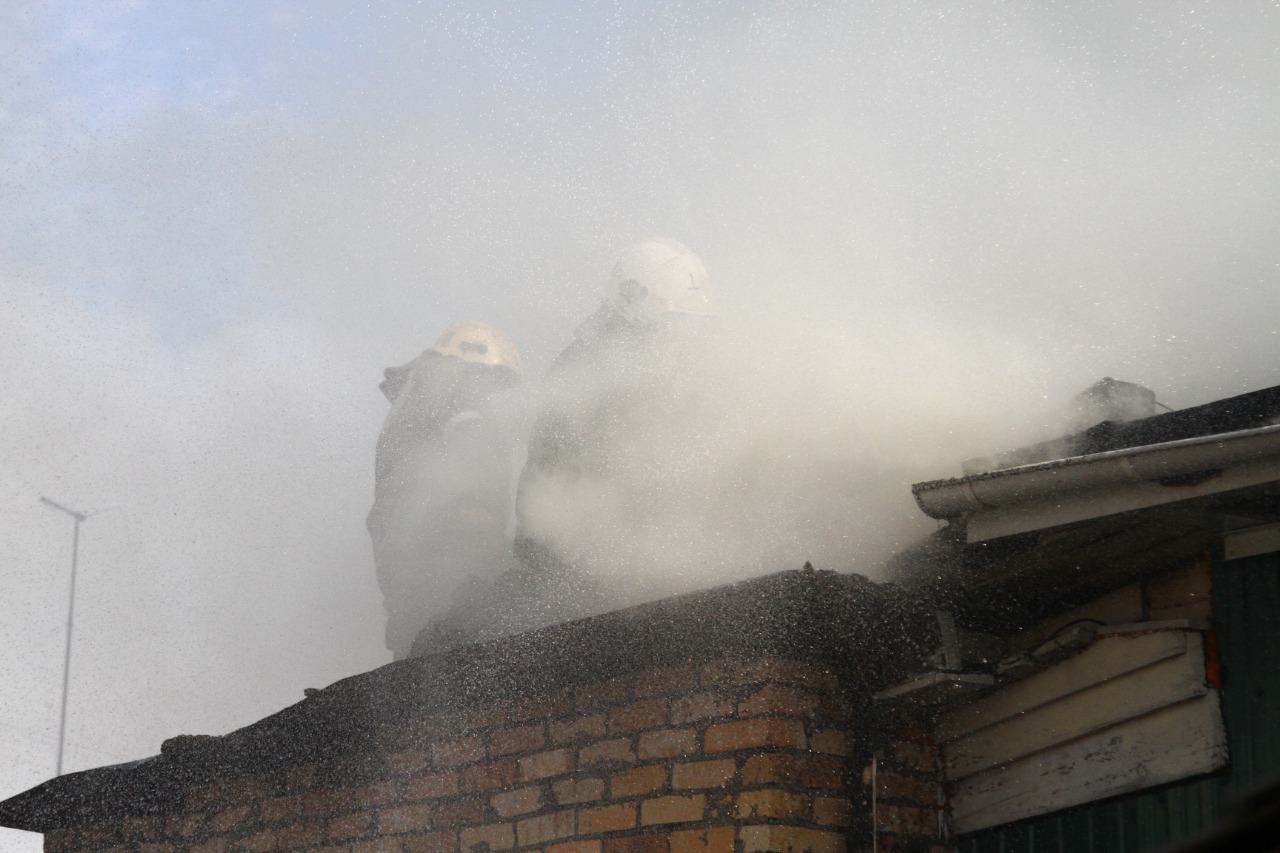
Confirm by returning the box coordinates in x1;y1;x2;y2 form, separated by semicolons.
2;3;1279;847
514;292;1060;607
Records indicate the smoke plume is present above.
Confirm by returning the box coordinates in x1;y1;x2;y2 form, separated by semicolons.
2;4;1278;848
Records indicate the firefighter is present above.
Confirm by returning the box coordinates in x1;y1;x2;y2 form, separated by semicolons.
368;321;523;659
490;238;717;637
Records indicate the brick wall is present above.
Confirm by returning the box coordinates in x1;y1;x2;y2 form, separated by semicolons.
870;718;946;853
45;657;866;853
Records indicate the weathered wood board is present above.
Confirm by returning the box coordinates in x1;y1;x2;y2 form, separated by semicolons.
939;630;1188;743
945;644;1208;779
951;692;1228;833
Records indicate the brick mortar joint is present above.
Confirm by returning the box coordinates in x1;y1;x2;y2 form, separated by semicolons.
52;658;856;844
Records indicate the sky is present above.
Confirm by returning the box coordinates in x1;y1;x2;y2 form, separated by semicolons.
2;1;1279;848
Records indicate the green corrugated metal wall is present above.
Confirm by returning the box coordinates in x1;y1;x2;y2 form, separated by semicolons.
958;549;1280;853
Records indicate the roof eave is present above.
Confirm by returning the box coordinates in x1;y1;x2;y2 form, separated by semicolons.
913;424;1280;543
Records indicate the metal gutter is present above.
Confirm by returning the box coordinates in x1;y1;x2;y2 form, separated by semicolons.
912;424;1280;542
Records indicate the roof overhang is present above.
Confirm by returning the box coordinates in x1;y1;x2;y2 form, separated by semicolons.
913;424;1280;543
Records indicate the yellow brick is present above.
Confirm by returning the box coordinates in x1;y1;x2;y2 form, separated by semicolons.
551;714;608;745
637;728;698;759
740;826;846;853
492;785;546;818
737;684;820;717
517;809;576;846
736;790;807;820
328;811;373;841
612;764;668;798
741;754;843;789
520;748;576;781
640;795;706;826
405;831;458;853
460;823;515;852
670;827;736;853
378;803;433;835
608;700;670;734
555;776;606;805
581;737;637;766
704;719;806;753
579;802;637;834
671;760;735;790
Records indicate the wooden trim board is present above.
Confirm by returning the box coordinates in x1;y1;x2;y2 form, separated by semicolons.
952;692;1228;834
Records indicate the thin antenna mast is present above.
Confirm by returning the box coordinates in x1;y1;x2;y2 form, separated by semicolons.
40;496;89;777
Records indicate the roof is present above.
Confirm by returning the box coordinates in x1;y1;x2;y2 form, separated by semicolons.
960;384;1280;475
893;384;1280;632
915;423;1280;541
0;568;932;833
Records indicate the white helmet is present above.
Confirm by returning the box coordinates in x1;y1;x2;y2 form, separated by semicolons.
610;238;714;318
431;321;523;375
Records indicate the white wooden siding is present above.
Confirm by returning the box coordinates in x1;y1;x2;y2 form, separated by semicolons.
941;631;1228;834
